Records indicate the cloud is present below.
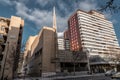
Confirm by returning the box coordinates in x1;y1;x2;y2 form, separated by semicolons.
15;2;51;28
103;12;118;24
111;19;118;24
57;32;63;37
36;0;51;7
0;0;13;5
78;0;97;11
103;12;112;19
14;1;68;32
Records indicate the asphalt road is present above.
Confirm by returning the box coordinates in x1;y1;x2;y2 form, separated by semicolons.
14;74;120;80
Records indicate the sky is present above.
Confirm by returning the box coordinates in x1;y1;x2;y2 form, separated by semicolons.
0;0;120;48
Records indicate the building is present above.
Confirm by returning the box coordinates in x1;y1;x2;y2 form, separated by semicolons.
17;52;24;75
25;27;57;77
21;35;38;75
68;10;120;73
64;30;70;50
23;35;37;66
23;7;58;77
58;38;65;50
0;16;24;79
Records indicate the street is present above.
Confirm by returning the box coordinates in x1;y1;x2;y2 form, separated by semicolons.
14;73;120;80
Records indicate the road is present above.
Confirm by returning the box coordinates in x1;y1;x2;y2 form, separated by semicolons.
14;74;120;80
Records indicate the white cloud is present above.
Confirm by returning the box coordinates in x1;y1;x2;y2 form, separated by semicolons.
104;12;112;19
78;0;97;11
36;0;50;7
0;0;102;33
0;0;13;5
111;19;118;24
103;12;118;24
57;32;63;37
14;1;68;32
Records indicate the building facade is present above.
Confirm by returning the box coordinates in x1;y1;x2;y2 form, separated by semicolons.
17;52;24;75
68;10;120;73
58;38;65;50
24;27;57;77
22;35;37;75
64;30;70;50
0;16;24;79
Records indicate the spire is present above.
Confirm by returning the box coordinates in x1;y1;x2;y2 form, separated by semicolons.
53;6;57;32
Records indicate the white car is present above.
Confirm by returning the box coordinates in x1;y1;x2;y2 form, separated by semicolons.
105;70;116;76
111;72;120;79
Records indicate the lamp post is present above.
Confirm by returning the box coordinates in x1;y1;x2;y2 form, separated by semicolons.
86;48;92;74
1;42;9;80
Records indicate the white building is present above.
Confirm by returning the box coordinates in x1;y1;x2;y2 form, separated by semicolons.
68;10;120;72
57;38;65;50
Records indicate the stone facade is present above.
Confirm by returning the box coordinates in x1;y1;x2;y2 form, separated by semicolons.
0;16;24;79
23;27;57;77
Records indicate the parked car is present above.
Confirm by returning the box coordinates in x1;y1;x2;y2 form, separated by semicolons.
105;69;116;76
111;72;120;79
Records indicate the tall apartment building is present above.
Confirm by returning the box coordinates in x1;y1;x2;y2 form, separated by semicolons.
68;10;120;72
0;16;24;79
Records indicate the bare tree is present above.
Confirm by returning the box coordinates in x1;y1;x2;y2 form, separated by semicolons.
98;0;120;13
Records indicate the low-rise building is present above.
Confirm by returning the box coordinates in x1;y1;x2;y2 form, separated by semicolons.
26;27;57;77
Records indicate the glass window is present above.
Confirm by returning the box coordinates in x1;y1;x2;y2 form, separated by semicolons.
1;26;4;31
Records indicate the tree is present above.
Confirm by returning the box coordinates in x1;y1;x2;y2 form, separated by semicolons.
72;51;87;75
98;0;120;13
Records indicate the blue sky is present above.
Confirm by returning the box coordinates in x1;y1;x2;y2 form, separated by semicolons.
0;0;120;47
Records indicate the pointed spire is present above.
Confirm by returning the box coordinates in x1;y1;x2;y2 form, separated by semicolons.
53;6;57;32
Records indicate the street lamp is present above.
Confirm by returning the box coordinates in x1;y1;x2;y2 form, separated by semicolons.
0;42;9;80
85;48;92;74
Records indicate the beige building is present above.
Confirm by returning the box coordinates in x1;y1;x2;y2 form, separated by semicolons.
23;35;37;66
17;52;24;75
23;7;58;77
0;16;24;79
24;27;57;77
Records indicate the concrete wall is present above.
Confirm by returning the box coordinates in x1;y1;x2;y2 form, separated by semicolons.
0;16;24;80
26;27;56;77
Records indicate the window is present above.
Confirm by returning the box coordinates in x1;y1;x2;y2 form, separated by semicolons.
1;26;4;31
